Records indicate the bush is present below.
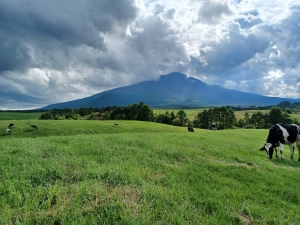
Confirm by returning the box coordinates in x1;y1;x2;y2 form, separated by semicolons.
245;124;255;129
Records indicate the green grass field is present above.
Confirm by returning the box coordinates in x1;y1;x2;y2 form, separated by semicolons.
0;111;42;120
1;108;299;123
154;109;300;122
153;108;207;121
1;115;300;224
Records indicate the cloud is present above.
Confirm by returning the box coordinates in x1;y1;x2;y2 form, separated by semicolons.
197;0;232;24
0;0;300;109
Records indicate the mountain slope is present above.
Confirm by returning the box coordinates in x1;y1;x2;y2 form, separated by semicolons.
40;72;298;109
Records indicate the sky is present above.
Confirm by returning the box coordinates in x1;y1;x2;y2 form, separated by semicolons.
1;0;300;110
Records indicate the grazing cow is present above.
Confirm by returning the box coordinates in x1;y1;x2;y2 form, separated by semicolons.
260;123;300;161
30;124;38;129
187;125;194;132
8;123;15;129
273;142;293;159
211;122;217;130
6;128;12;134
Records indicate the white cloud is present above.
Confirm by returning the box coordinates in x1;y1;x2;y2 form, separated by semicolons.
0;0;300;109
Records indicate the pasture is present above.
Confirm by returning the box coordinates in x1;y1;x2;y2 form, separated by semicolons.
0;111;43;120
1;118;300;224
153;108;300;122
153;108;207;121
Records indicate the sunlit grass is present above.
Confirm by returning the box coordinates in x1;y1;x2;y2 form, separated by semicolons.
1;120;300;224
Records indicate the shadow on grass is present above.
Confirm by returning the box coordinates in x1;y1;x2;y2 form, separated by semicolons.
270;157;300;168
24;129;36;133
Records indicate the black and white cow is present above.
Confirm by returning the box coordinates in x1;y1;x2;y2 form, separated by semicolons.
211;122;217;131
6;128;12;134
8;123;15;129
30;124;38;129
260;123;300;161
187;125;194;132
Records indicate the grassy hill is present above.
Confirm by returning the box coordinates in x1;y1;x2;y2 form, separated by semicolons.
1;119;300;224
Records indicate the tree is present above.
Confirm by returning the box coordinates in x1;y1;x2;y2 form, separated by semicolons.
176;110;188;126
244;112;250;127
219;106;227;129
236;119;245;128
269;107;283;124
225;107;236;128
250;111;265;129
194;109;209;128
155;113;171;124
194;107;236;129
282;112;293;124
78;108;88;117
170;111;176;121
278;101;292;108
110;107;122;120
39;111;53;120
135;102;151;121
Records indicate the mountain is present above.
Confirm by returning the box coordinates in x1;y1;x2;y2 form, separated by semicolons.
40;72;299;109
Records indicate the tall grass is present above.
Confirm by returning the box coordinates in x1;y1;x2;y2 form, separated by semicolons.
1;120;300;224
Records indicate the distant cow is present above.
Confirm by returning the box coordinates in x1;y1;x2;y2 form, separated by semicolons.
187;125;194;132
8;123;15;129
30;124;38;129
6;128;12;134
211;122;217;130
260;123;300;161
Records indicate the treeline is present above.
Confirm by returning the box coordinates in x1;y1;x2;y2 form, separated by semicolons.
236;106;299;129
39;102;300;130
39;106;117;120
230;101;300;113
39;103;235;129
193;107;235;129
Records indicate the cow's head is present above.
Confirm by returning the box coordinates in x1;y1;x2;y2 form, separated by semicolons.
260;143;274;159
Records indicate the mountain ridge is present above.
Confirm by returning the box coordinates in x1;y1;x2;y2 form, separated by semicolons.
40;72;299;109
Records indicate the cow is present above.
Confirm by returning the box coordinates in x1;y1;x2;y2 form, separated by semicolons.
187;125;194;132
267;141;289;159
30;124;38;129
6;129;12;134
260;123;300;161
8;123;15;129
211;122;217;131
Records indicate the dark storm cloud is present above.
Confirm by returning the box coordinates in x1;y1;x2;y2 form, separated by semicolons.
197;29;269;74
0;34;32;72
207;34;269;68
127;16;187;73
0;0;138;73
1;0;300;109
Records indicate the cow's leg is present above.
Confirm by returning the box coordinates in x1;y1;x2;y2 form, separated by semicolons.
289;144;294;160
296;141;300;162
279;143;284;159
275;147;278;158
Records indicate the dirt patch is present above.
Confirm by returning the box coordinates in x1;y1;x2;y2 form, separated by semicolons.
210;159;258;170
151;173;164;179
234;212;253;224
